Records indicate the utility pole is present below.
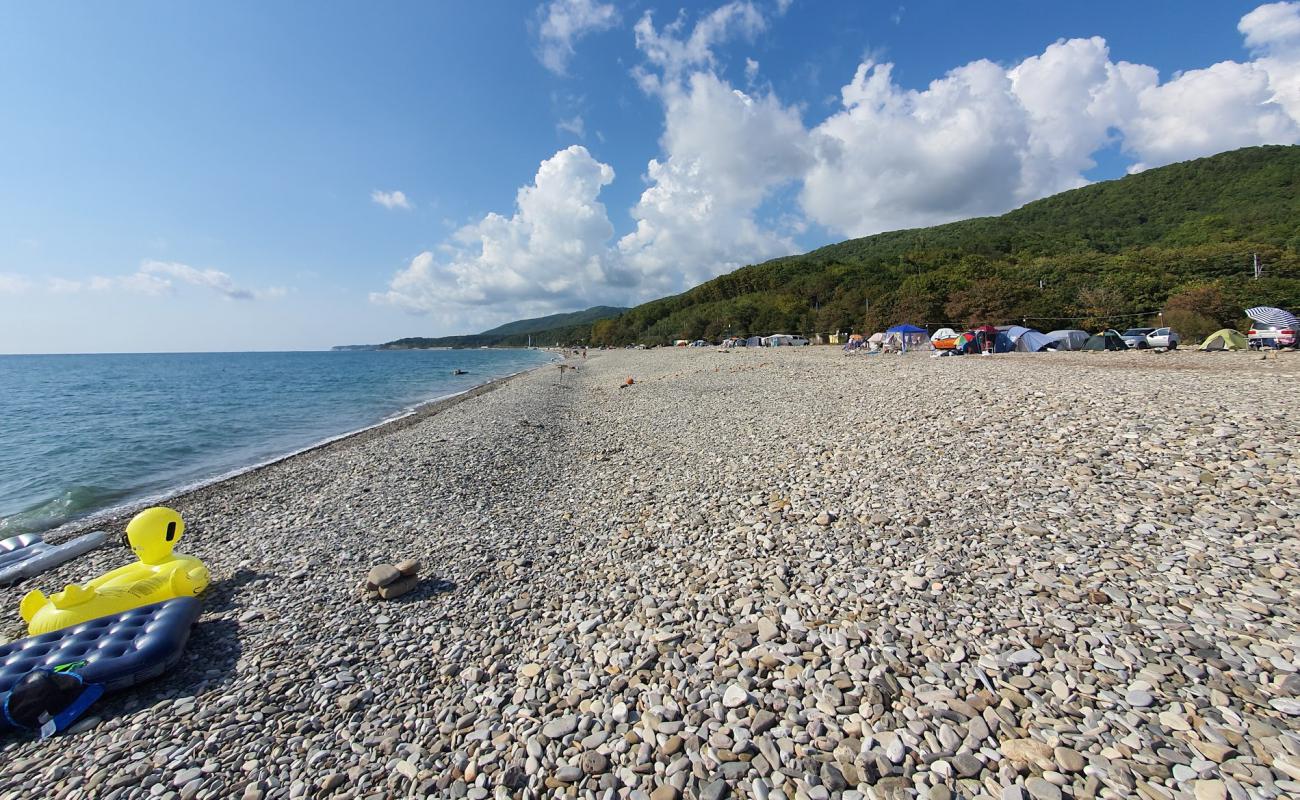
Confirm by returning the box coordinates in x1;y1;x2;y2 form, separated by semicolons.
1253;253;1262;280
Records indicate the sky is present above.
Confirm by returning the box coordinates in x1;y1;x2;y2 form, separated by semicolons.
2;0;1299;353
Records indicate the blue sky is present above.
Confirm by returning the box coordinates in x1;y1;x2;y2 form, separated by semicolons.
2;1;1297;352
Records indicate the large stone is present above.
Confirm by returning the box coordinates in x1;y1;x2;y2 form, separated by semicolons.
580;752;609;775
367;564;400;588
723;684;750;708
1053;747;1085;773
1273;754;1300;781
1193;781;1226;800
394;559;420;577
751;710;778;735
377;575;418;599
1000;739;1055;770
1024;777;1061;800
700;779;729;800
952;751;983;778
542;715;579;740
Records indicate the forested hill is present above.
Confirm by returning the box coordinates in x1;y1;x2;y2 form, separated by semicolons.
591;145;1300;346
476;306;628;337
356;305;628;349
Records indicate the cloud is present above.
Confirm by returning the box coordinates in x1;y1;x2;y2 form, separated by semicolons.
536;0;619;75
1240;2;1300;54
557;114;586;138
371;189;412;210
1122;59;1300;172
633;1;765;86
43;261;283;300
612;4;812;297
372;145;625;315
799;10;1300;236
0;273;32;294
618;71;811;295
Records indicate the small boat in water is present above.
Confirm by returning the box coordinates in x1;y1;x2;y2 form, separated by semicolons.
452;369;467;375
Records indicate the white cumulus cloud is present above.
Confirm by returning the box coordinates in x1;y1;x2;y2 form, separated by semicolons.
618;71;811;296
1240;2;1300;53
371;189;412;210
799;6;1300;236
372;145;626;316
536;0;619;75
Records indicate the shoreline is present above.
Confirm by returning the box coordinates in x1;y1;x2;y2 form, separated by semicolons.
33;357;559;542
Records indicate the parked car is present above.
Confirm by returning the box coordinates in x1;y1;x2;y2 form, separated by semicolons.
789;336;810;346
1119;328;1156;349
1145;327;1181;349
1247;323;1298;349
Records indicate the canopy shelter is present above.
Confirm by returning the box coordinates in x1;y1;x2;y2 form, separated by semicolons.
1044;329;1090;351
1245;306;1299;328
884;324;928;352
1014;329;1055;352
970;324;999;335
1083;330;1127;351
1199;329;1247;351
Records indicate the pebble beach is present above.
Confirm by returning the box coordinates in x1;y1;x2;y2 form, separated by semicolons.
2;347;1298;800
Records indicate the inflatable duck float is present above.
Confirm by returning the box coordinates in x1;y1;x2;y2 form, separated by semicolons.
19;507;209;636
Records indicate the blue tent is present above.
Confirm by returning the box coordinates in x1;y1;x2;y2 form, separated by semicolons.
885;324;928;352
994;326;1030;353
1014;329;1054;352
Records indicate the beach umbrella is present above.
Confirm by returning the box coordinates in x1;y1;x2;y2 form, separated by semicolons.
1245;306;1298;327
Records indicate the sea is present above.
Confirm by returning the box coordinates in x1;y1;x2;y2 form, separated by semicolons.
0;349;555;536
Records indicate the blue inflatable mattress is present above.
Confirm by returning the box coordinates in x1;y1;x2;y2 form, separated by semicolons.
1;597;201;735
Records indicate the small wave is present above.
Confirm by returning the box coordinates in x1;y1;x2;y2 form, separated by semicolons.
0;484;129;536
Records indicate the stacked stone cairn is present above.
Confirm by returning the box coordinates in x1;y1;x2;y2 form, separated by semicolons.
363;559;419;600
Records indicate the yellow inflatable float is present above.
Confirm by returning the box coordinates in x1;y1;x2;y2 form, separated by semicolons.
20;507;209;635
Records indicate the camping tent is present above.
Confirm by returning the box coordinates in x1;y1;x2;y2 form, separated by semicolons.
1199;329;1248;351
994;325;1036;353
930;327;956;342
952;332;979;354
744;336;763;347
1014;329;1055;352
1083;330;1127;351
1044;330;1090;351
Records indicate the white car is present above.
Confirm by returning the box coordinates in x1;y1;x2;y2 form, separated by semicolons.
789;336;810;346
1248;323;1298;348
1145;327;1180;349
1119;327;1156;349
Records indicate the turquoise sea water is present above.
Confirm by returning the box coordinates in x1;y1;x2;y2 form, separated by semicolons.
0;349;554;535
